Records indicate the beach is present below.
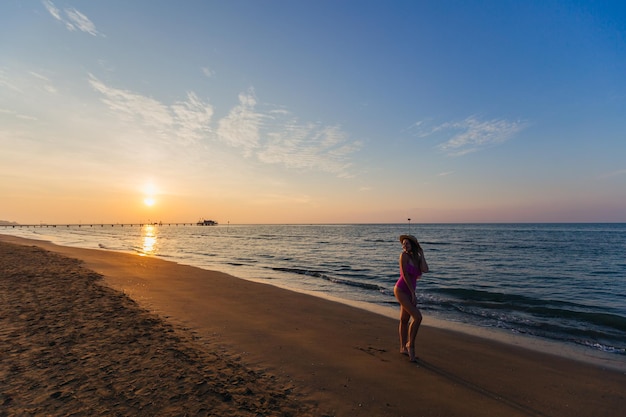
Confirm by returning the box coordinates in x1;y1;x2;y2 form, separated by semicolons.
1;235;625;417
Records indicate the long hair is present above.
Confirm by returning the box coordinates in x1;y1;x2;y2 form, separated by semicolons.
410;246;421;266
402;236;421;265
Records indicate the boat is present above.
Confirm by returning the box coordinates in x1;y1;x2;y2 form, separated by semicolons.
196;219;218;226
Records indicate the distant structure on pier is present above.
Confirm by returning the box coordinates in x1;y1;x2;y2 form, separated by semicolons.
196;219;218;226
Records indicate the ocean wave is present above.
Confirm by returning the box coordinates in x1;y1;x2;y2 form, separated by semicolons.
269;267;386;292
431;287;626;331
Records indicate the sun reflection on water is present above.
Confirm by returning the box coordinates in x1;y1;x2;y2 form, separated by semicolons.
141;224;157;256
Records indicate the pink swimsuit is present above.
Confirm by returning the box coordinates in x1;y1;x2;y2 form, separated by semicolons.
395;262;421;295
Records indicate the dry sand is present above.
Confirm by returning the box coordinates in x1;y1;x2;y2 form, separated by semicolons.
1;234;625;417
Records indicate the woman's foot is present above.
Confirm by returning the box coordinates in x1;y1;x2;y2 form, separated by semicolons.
400;346;409;356
405;343;417;362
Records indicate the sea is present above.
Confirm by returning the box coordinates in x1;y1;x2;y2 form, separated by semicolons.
2;223;625;364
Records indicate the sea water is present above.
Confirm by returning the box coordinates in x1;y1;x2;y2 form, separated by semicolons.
3;223;625;359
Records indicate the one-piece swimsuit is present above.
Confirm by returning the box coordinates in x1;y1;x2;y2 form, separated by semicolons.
395;261;421;296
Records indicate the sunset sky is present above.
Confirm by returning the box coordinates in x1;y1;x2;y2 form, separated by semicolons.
1;1;625;224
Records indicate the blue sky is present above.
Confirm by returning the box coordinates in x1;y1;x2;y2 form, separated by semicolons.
1;0;625;224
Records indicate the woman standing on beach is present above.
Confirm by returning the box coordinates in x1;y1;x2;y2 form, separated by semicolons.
394;234;429;362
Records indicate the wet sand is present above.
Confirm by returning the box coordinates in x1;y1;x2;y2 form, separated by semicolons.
1;234;625;417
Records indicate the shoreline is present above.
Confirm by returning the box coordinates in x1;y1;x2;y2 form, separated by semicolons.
3;225;624;365
2;234;626;416
291;286;626;373
4;231;621;372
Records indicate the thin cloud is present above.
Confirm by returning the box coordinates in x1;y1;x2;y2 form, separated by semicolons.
29;71;50;82
403;120;425;134
89;75;173;130
0;69;22;93
437;116;524;156
202;67;215;78
258;120;360;177
0;108;37;121
43;1;101;36
42;0;61;20
269;108;290;116
88;74;212;144
251;193;313;206
415;116;524;156
171;92;214;145
216;89;360;177
404;118;434;137
217;90;263;156
88;77;360;177
596;169;626;180
65;8;99;36
29;71;57;94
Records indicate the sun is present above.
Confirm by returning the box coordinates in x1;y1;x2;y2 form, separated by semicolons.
141;181;158;207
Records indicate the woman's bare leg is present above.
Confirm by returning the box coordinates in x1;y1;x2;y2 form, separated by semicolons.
398;307;410;354
408;308;422;351
394;287;423;362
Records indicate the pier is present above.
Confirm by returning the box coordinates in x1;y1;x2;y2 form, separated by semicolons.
0;223;197;228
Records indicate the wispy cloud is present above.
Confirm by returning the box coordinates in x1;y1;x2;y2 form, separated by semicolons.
0;108;37;121
88;77;360;177
413;116;524;156
171;93;215;145
28;71;50;82
217;90;263;156
88;74;212;145
440;116;523;156
202;67;215;78
0;69;22;93
89;75;173;129
596;169;626;180
43;0;101;36
29;71;57;94
218;89;361;176
250;192;313;206
42;0;61;20
66;8;99;36
258;121;360;177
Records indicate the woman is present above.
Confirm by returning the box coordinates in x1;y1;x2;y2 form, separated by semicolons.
394;234;429;362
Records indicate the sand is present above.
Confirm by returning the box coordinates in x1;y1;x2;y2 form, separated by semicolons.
1;234;625;417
